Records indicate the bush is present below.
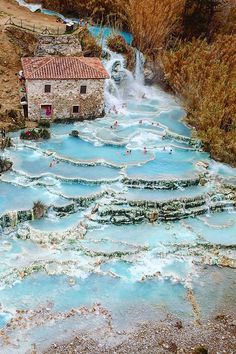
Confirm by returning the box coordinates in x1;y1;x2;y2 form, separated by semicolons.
81;30;102;57
107;35;129;54
39;128;51;139
33;201;46;219
0;137;13;149
0;157;12;173
70;130;79;137
38;120;51;128
20;129;39;140
20;128;51;140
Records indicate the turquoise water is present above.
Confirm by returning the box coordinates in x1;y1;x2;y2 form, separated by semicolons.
0;181;66;215
6;146;120;180
0;1;236;350
186;213;236;245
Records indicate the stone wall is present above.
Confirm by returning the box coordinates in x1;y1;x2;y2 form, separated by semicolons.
26;78;105;121
35;33;82;57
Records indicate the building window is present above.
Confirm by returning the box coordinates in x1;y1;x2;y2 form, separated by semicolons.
80;85;87;94
41;105;52;118
44;85;51;93
73;106;80;114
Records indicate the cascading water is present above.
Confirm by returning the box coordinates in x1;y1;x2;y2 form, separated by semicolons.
134;49;145;85
0;1;236;352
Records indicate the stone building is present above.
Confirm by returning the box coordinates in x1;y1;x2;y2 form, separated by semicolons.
21;56;109;121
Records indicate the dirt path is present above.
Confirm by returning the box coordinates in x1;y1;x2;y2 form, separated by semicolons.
0;0;64;30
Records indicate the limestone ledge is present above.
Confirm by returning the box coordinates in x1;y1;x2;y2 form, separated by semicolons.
17;221;87;245
94;190;236;224
164;130;202;148
0;202;75;229
122;173;206;190
0;190;107;230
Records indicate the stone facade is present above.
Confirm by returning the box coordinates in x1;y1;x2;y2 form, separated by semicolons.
35;33;82;57
26;78;105;121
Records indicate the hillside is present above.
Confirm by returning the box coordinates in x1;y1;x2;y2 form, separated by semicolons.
0;0;65;131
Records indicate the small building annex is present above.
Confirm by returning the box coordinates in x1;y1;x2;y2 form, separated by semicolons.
21;56;109;121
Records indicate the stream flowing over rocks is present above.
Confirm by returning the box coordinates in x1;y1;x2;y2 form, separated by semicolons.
0;2;235;353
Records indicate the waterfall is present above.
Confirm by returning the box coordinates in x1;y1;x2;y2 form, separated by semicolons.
103;47;147;111
134;49;145;85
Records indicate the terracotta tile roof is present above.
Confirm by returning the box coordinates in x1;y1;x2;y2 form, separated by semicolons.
21;56;109;80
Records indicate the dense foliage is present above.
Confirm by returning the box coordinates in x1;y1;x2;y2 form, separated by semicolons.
42;0;128;28
80;30;102;57
107;35;129;54
128;0;184;55
38;120;51;128
162;35;236;165
182;0;222;40
20;128;51;140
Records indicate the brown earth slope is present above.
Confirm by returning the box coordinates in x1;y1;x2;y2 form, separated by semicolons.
0;0;65;131
0;24;37;130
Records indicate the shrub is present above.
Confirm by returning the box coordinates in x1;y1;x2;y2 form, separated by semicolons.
33;201;46;219
70;130;79;137
0;157;12;173
0;137;13;149
38;120;51;128
81;30;102;57
39;128;51;139
107;35;129;54
20;129;39;140
20;128;51;140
